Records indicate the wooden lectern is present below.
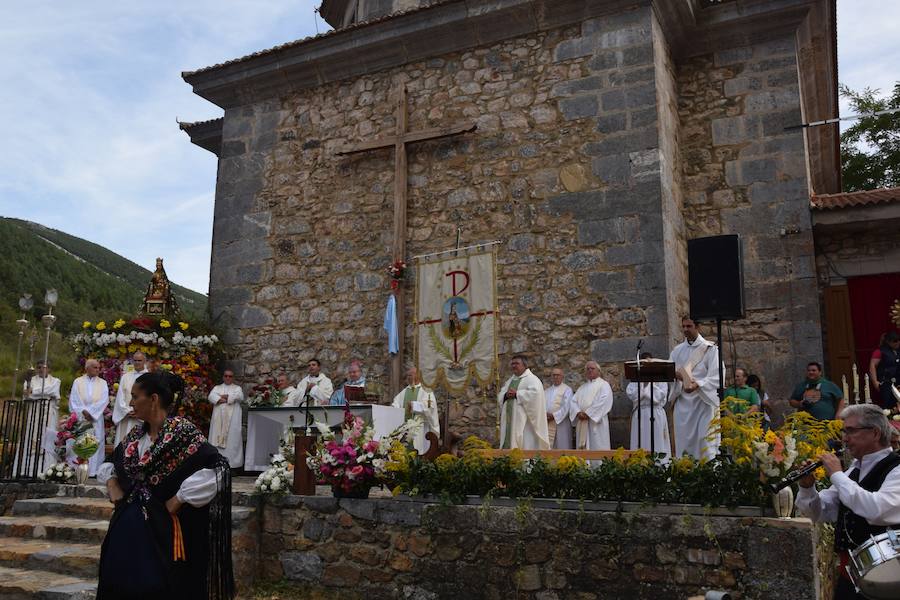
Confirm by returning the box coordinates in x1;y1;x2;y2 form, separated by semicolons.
624;359;675;457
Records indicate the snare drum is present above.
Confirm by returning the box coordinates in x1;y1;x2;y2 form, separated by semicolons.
848;529;900;599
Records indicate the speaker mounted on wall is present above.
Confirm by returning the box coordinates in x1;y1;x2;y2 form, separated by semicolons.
687;234;745;321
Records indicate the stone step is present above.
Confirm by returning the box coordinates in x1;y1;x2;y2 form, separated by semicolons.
0;536;100;579
0;515;108;544
11;497;113;520
0;564;96;599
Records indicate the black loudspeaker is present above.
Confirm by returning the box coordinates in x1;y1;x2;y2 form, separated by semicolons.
687;235;745;321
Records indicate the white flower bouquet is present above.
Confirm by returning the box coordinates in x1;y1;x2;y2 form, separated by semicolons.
254;454;292;496
39;462;76;483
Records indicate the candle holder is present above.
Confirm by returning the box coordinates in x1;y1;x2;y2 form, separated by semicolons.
10;295;34;400
38;290;58;400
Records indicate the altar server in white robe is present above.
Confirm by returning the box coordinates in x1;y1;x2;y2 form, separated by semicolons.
627;353;671;461
207;369;244;468
286;359;334;407
112;352;148;445
571;361;614;452
669;316;722;461
392;367;440;455
26;361;61;469
498;355;550;450
544;367;574;449
68;359;110;475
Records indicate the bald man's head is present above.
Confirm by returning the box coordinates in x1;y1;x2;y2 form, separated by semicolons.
85;359;100;377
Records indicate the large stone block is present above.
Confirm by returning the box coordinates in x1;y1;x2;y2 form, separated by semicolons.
282;551;324;581
559;95;599;121
578;217;639;246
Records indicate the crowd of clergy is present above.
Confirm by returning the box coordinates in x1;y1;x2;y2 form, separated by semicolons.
23;316;731;474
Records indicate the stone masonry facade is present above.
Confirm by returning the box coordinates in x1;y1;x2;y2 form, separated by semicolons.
206;2;823;444
258;495;822;600
676;34;823;407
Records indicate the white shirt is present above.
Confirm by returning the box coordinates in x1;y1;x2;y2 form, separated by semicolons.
97;433;219;507
796;447;900;526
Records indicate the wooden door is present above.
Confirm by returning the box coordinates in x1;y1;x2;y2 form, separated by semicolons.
823;285;856;387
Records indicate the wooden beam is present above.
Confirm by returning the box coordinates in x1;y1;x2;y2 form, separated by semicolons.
335;122;476;156
472;449;643;460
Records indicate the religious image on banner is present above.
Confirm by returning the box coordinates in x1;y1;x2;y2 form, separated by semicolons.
415;248;498;394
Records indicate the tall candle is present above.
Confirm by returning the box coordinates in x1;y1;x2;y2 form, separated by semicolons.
852;364;860;401
842;375;849;403
864;374;872;403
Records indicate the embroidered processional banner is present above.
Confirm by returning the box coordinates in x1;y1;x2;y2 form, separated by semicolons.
415;248;498;394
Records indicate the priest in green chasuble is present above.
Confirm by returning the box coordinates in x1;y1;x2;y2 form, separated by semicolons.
497;355;549;450
391;367;439;455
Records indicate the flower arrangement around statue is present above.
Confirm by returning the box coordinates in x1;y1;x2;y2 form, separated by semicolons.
306;407;420;498
279;426;295;465
254;454;292;496
71;431;100;484
39;462;76;483
247;379;286;408
387;260;407;290
70;316;224;436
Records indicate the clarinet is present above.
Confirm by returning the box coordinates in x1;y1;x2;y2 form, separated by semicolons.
768;447;844;493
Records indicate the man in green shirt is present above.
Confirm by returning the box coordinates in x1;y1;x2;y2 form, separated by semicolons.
789;362;845;420
723;367;760;414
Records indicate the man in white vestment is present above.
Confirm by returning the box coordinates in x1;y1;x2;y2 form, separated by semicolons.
275;373;296;402
329;360;365;405
627;352;671;461
26;360;61;469
208;369;244;468
68;359;110;476
287;359;334;407
392;367;440;455
669;316;722;461
571;361;614;451
112;352;148;445
497;355;549;450
544;367;574;449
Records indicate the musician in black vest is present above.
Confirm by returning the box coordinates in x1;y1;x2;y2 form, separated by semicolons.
869;331;900;409
796;404;900;599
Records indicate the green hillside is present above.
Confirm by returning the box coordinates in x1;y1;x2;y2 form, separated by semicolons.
0;217;207;334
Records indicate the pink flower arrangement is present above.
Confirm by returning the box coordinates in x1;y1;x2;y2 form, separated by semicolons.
306;408;389;494
55;413;93;462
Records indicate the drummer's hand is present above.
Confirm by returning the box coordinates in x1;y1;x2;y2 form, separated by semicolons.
107;478;125;504
165;496;183;515
796;459;816;488
820;452;843;477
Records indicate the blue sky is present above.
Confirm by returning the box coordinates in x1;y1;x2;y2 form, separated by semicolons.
0;1;896;294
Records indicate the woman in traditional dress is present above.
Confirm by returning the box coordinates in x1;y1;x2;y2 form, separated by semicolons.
96;371;234;600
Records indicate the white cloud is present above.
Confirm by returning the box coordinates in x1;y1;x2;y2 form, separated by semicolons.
0;1;327;294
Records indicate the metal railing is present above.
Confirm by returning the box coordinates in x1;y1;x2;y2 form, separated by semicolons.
0;397;55;481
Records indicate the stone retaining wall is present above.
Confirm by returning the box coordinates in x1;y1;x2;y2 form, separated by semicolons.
259;495;823;599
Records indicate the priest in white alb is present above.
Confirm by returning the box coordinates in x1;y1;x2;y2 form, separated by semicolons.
497;355;549;450
392;366;439;455
68;359;110;475
286;358;334;407
571;361;613;452
112;351;148;445
627;352;671;461
668;316;722;461
208;369;244;468
544;367;574;449
26;360;61;469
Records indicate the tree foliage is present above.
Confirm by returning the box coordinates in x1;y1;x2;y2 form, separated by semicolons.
840;82;900;191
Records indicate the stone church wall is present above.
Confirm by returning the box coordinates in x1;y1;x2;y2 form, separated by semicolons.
676;34;823;415
210;6;689;445
257;495;823;600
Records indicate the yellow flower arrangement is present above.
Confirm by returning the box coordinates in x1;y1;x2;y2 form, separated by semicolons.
556;455;586;473
127;343;138;353
160;319;171;329
113;319;126;329
178;321;189;331
105;347;118;357
434;453;458;470
461;436;492;466
82;321;91;329
95;321;106;331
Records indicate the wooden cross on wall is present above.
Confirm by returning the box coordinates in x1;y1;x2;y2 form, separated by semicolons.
336;86;476;398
